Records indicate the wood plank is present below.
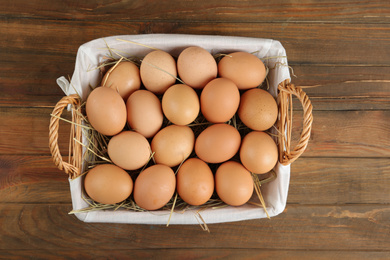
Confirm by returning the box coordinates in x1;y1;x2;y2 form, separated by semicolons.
0;51;75;107
1;0;390;23
0;107;71;155
0;156;70;203
0;204;389;250
1;249;389;259
289;158;390;204
2;19;390;65
292;110;390;157
2;0;389;257
291;65;390;111
1;108;389;158
0;156;388;205
2;50;390;110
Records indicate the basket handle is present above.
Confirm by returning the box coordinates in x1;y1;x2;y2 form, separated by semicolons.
49;94;83;179
277;80;313;165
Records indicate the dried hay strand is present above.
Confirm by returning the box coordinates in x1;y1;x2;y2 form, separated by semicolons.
116;38;162;51
251;171;278;219
69;194;145;214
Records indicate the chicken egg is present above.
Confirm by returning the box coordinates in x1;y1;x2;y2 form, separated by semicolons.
195;123;241;164
177;46;217;89
101;61;141;100
126;90;164;138
107;131;151;171
238;88;278;131
86;86;127;136
240;131;278;174
140;50;177;94
176;158;214;206
218;51;266;90
162;84;200;125
84;164;133;205
151;125;195;167
133;164;176;211
200;78;240;123
215;161;254;206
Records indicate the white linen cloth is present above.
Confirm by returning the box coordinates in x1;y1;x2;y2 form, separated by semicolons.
58;34;291;224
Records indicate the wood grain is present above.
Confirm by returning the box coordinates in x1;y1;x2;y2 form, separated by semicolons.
0;107;71;155
1;249;390;260
2;0;390;23
0;156;70;203
289;158;390;204
292;110;390;157
2;20;390;65
2;0;390;257
0;203;389;250
0;51;74;107
1;156;388;205
1;107;389;158
2;52;390;109
291;65;390;111
2;53;390;110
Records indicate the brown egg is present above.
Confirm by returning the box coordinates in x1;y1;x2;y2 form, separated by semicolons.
176;158;214;206
126;90;164;138
218;51;266;90
84;164;133;205
162;84;200;125
140;50;177;94
133;164;176;211
151;125;195;167
238;88;278;131
107;131;151;171
101;61;141;100
200;78;240;123
215;161;254;206
177;46;217;89
86;86;127;136
195;123;241;163
240;131;278;174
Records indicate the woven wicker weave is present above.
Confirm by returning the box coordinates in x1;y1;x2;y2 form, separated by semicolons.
49;94;83;179
277;79;313;165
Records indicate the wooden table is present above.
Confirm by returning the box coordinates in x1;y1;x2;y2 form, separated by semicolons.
2;1;390;259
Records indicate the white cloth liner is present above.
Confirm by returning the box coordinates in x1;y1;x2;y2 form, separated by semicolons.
58;34;291;225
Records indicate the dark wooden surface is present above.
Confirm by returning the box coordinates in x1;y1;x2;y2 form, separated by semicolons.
1;1;390;259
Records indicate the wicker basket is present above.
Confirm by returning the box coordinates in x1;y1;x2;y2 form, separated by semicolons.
49;34;312;225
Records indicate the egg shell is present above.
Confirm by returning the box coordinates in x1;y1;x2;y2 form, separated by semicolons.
200;78;240;123
176;158;214;206
101;61;141;100
84;164;133;205
240;131;278;174
133;164;176;211
126;90;164;138
215;161;254;206
162;84;200;125
177;46;217;89
140;50;177;94
151;125;195;167
195;123;241;164
238;88;278;131
86;86;127;136
107;131;151;171
218;51;266;90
